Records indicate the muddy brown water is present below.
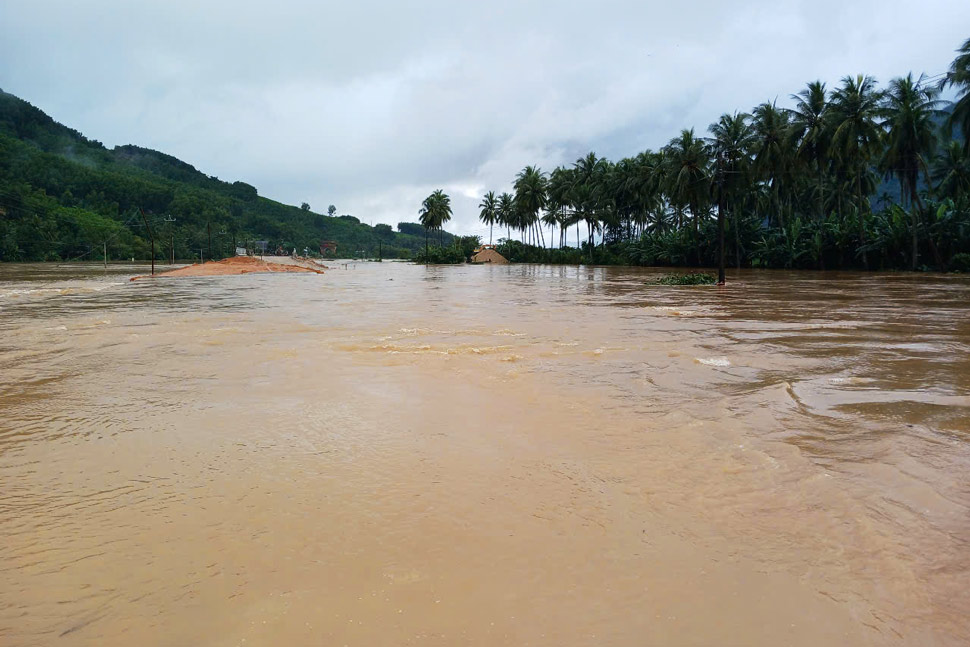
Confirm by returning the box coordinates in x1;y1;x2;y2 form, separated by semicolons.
1;261;968;646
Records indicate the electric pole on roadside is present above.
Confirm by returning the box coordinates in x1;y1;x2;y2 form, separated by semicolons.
716;152;726;285
164;215;176;265
207;221;212;264
139;208;155;275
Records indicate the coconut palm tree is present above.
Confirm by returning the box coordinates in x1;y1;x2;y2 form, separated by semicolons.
478;191;498;245
708;112;756;271
933;140;970;199
418;189;452;252
546;166;573;248
829;74;884;269
663;128;710;264
788;81;830;221
496;192;515;242
881;73;943;268
751;101;793;228
514;165;548;247
942;37;970;153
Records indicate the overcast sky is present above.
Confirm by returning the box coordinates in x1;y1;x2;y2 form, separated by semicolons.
1;0;968;235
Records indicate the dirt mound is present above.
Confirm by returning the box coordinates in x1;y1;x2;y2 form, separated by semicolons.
131;256;325;280
471;248;508;264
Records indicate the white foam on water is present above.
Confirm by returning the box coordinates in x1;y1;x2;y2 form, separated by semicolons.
696;356;731;367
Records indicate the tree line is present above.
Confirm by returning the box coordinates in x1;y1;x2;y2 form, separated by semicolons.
453;38;970;273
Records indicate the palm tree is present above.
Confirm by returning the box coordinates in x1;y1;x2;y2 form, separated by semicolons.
418;189;452;254
572;153;607;255
708;112;756;271
496;192;515;242
829;75;883;269
546;166;572;248
788;81;830;221
881;73;942;268
664;128;710;264
478;191;497;245
751;101;793;228
514;165;548;247
933;140;970;200
942;37;970;153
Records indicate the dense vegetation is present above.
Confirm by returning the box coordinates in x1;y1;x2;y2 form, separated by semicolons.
0;90;456;262
474;38;970;272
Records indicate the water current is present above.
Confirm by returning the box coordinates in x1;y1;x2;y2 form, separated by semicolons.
1;261;968;645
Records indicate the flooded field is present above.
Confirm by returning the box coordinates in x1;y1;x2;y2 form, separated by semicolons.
1;261;968;646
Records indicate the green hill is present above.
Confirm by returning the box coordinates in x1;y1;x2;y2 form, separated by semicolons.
0;89;453;262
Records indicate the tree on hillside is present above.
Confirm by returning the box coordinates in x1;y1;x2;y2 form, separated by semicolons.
301;202;310;211
328;205;336;216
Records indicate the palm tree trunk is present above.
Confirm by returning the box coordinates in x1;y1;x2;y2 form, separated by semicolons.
913;189;944;270
817;162;824;222
690;201;701;266
489;223;493;246
857;173;868;270
909;176;919;271
717;184;725;284
734;205;741;270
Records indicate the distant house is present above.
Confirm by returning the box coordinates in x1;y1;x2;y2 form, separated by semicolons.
235;246;247;256
470;244;508;264
319;240;338;255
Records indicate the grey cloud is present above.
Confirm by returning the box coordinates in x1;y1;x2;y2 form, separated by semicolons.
2;0;968;235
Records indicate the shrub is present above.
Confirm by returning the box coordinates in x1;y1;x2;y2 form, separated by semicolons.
949;253;970;273
656;272;717;285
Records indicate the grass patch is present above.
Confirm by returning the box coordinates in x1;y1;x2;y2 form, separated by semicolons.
656;272;717;285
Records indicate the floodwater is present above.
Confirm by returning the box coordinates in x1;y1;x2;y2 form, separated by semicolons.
1;261;968;646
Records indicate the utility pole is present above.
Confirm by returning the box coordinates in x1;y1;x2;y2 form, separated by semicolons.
378;241;382;261
717;153;726;285
139;208;155;276
163;215;177;264
103;241;107;269
207;221;212;263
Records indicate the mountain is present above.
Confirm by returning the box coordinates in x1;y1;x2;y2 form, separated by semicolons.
0;89;454;262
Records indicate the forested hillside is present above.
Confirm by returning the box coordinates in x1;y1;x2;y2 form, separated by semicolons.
0;89;453;262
